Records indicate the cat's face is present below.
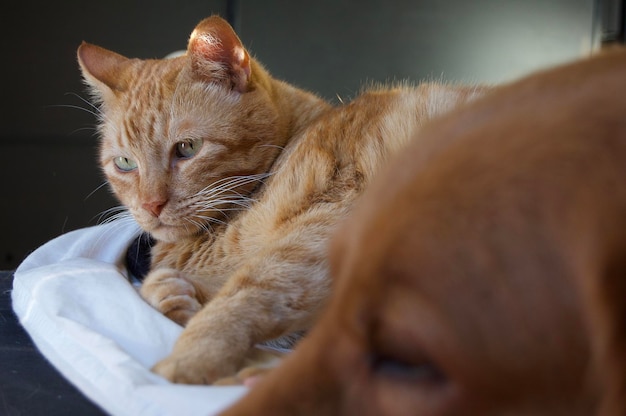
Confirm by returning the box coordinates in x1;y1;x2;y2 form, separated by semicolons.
78;17;283;242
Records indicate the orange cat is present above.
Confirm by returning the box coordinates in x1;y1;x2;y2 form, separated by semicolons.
77;15;484;384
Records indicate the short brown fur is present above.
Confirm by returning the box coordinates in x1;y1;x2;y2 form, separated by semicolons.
223;48;626;415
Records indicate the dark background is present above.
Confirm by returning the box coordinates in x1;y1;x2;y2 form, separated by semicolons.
1;0;623;270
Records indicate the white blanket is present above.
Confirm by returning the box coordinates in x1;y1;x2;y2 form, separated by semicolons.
11;220;247;416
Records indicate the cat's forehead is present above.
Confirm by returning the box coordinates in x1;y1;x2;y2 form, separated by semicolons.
100;57;241;151
119;57;239;112
122;58;185;104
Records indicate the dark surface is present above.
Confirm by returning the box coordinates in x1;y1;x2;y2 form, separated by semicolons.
125;233;154;282
0;271;107;416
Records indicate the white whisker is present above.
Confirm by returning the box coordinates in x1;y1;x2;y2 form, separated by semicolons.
58;92;118;134
178;171;275;233
185;216;215;234
194;172;271;199
64;92;102;114
49;103;101;119
84;181;110;201
69;126;99;135
94;206;131;225
259;144;286;151
86;210;141;258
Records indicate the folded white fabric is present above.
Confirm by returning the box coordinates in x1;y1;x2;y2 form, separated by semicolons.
11;220;247;416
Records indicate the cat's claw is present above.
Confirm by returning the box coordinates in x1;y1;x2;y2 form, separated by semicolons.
140;268;202;326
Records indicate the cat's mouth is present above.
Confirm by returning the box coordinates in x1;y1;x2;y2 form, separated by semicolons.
146;221;192;243
137;210;211;242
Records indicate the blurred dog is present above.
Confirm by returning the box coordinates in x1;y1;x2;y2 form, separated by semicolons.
223;49;626;415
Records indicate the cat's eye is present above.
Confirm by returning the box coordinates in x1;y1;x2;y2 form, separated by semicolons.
175;138;203;159
113;156;138;172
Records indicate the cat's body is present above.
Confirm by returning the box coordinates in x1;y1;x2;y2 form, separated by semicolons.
78;16;484;384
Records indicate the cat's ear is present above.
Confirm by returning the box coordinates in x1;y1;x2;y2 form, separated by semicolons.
187;16;251;93
77;42;133;99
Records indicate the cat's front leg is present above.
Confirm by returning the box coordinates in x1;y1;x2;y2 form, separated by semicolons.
140;268;204;326
150;269;326;384
150;292;254;384
156;345;284;386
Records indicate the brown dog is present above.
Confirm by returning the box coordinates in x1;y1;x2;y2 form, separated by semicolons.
222;49;626;415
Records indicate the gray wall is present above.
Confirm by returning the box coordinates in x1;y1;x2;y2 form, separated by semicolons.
238;0;598;99
0;0;616;269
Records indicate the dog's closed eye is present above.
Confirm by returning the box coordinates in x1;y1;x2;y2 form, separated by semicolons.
367;348;456;415
365;290;459;414
370;354;445;385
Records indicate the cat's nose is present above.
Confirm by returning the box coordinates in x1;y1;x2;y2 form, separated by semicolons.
142;200;167;217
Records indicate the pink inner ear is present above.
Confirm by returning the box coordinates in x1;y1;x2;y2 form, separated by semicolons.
188;16;251;92
192;32;228;63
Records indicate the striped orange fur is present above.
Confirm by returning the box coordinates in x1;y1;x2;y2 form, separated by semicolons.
77;15;485;384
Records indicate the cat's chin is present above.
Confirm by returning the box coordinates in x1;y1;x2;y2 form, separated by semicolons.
148;224;194;243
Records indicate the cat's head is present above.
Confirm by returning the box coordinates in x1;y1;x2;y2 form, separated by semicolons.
77;16;285;242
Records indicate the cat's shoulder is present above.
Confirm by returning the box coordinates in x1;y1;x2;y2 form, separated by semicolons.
344;79;484;104
329;80;487;122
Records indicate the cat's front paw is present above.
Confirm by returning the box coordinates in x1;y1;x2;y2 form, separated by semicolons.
153;345;284;385
213;348;284;386
140;268;202;326
152;351;237;385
